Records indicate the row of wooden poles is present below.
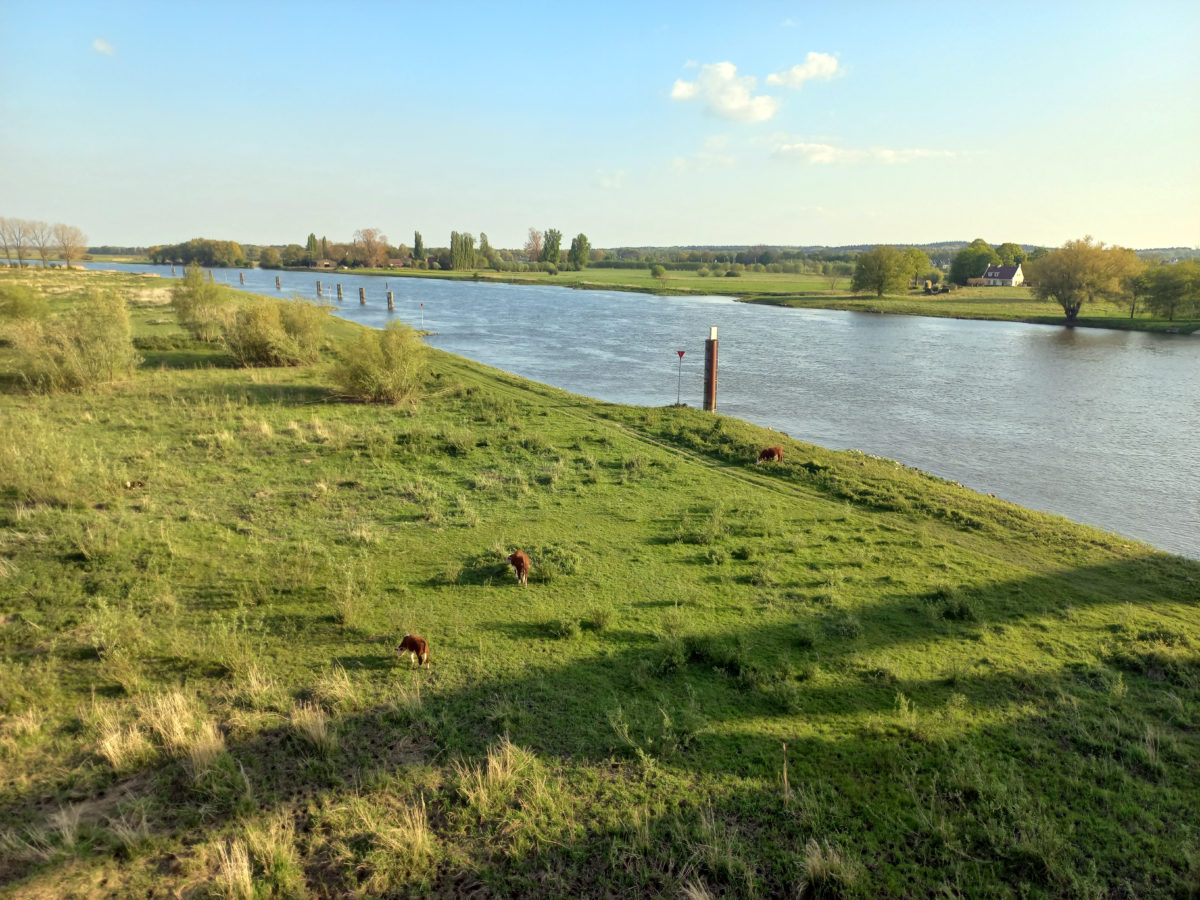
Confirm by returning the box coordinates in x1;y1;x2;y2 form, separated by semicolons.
266;277;396;309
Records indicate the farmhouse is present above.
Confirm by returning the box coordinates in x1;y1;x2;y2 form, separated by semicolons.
980;263;1024;286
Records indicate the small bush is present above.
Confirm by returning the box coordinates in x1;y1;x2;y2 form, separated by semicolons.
0;283;49;319
333;320;427;405
172;263;231;341
9;290;140;392
585;605;613;631
658;635;688;674
550;617;581;639
223;298;325;367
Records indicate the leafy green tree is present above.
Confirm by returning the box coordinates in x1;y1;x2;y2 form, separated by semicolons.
650;264;667;284
541;228;562;264
995;242;1027;266
413;231;424;262
852;245;910;297
450;231;476;270
567;233;591;269
901;247;932;284
258;247;282;269
1144;260;1199;321
949;239;1001;284
1027;236;1141;323
306;233;319;257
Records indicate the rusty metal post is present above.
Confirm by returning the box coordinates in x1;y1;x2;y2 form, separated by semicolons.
387;290;395;310
336;283;343;300
359;286;366;304
703;326;718;412
275;276;281;290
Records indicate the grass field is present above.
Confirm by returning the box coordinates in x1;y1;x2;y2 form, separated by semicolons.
2;269;1198;897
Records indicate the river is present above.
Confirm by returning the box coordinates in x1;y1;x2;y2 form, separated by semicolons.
84;263;1200;559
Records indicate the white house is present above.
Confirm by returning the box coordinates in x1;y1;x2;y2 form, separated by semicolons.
980;264;1024;286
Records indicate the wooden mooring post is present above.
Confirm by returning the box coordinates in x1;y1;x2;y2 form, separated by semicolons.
275;276;281;290
239;272;244;285
359;286;366;304
703;326;718;412
336;283;343;300
387;290;394;311
316;280;322;296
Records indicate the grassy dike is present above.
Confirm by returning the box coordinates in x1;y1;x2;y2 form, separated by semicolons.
1;269;1198;897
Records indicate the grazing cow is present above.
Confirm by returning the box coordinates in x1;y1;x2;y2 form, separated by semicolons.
757;446;784;464
507;550;531;586
395;634;431;666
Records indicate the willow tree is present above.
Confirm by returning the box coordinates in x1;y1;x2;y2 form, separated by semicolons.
1028;236;1141;324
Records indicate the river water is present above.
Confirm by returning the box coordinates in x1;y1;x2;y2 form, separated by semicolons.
85;263;1200;559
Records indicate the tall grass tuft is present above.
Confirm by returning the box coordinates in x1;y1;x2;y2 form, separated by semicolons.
291;701;337;755
211;838;254;900
798;838;862;897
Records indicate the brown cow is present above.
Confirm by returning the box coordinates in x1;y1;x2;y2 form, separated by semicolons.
395;634;431;666
507;550;531;586
757;446;783;464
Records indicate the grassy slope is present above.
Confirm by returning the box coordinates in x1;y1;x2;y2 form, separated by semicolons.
1;270;1198;898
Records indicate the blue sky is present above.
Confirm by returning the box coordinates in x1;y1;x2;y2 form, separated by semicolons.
2;1;1197;250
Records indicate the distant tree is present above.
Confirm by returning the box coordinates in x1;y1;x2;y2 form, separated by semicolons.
949;239;1001;284
524;228;543;263
852;245;910;297
1144;260;1199;321
413;231;424;262
306;233;319;257
353;228;389;268
449;231;476;270
281;244;306;267
1025;246;1050;262
259;247;282;269
1119;270;1148;319
650;264;667;284
1027;236;1142;323
52;223;88;268
0;217;15;264
3;218;29;266
995;242;1027;266
567;233;590;269
901;247;932;285
28;221;52;267
540;228;562;264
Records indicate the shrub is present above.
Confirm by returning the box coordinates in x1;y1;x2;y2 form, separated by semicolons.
222;301;324;367
0;283;49;319
9;289;140;392
172;263;231;341
332;320;427;405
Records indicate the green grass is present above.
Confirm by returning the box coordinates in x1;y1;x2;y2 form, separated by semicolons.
2;268;1199;897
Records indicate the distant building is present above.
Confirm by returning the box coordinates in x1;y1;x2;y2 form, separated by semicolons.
311;258;337;269
980;264;1024;286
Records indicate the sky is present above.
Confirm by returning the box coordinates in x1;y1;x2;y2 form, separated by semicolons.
2;1;1197;251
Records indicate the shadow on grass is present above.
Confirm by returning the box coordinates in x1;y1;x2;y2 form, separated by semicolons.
3;556;1198;895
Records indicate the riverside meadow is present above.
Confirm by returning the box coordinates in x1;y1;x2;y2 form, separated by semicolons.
1;268;1199;897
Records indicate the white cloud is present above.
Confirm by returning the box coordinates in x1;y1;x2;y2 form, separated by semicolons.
766;52;839;88
670;62;778;123
93;38;115;56
595;169;628;190
774;141;953;165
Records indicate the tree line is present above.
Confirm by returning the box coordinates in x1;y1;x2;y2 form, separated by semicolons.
0;217;89;268
851;236;1198;322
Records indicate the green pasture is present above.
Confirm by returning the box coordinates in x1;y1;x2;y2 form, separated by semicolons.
1;269;1198;897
